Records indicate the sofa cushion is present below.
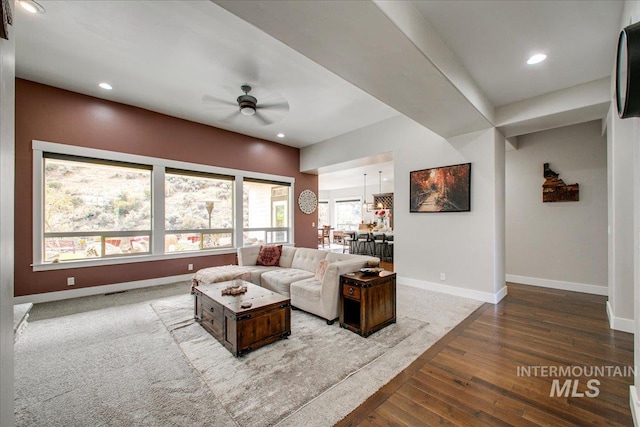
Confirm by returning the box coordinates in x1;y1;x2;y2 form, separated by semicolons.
290;248;328;273
242;265;282;286
260;268;314;297
291;278;322;300
256;245;283;266
279;246;296;268
237;245;260;266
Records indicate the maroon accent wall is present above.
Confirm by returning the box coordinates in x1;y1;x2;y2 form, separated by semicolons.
15;79;318;297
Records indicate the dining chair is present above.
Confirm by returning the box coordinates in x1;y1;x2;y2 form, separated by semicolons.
320;225;331;248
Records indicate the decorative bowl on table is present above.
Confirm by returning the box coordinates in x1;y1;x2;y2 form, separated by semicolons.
360;267;384;276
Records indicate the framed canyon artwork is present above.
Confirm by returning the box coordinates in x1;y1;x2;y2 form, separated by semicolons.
410;163;471;213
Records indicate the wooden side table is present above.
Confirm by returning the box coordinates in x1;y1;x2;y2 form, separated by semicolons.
339;271;396;337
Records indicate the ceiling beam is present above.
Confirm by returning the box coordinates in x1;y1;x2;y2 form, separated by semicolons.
214;0;492;139
495;78;610;138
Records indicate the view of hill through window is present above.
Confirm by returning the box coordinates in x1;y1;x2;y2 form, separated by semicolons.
42;156;289;262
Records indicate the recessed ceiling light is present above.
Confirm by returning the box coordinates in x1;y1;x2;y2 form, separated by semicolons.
527;54;547;65
277;133;285;138
98;82;113;90
18;0;45;14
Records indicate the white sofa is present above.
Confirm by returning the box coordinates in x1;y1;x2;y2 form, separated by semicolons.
232;246;379;324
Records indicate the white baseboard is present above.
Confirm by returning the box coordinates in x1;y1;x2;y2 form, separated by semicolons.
606;301;635;333
13;274;193;305
631;386;640;427
398;276;507;304
506;274;607;296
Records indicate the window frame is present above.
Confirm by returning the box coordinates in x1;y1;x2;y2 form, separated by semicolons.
317;200;330;228
334;198;363;231
164;168;235;253
241;177;292;247
42;153;154;262
32;140;295;271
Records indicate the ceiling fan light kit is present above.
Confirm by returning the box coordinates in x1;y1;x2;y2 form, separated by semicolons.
240;105;256;116
236;85;258;116
238;84;257;116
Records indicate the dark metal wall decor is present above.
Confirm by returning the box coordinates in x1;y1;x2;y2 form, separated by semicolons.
542;163;579;202
0;0;13;41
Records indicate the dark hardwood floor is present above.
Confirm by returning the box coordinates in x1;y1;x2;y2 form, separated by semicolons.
337;283;635;426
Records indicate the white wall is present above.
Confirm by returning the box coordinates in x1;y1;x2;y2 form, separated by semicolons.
0;3;15;425
617;2;640;424
505;121;608;294
608;107;635;332
303;115;506;302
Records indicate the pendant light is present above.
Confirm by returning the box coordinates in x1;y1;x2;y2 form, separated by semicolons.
362;173;367;220
376;171;384;209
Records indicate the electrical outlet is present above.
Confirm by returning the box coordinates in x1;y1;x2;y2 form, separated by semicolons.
440;273;446;281
312;222;315;227
67;277;75;286
188;264;193;271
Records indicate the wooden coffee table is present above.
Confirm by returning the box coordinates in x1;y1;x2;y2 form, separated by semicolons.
192;280;291;357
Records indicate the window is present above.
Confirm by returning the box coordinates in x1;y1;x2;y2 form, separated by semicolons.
243;179;291;246
33;141;296;269
165;170;234;252
318;201;330;227
335;199;362;231
43;154;151;262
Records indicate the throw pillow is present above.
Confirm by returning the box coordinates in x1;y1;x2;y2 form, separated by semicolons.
315;259;330;281
256;245;283;266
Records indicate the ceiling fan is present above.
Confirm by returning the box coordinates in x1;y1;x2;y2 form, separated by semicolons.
202;84;289;126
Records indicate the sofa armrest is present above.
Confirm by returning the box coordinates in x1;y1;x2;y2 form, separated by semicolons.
320;259;371;319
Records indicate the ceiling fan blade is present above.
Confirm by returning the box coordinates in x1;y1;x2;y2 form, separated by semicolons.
257;98;289;113
218;111;241;124
202;94;237;107
254;111;274;126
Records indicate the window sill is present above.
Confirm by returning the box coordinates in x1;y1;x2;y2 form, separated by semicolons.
32;247;238;272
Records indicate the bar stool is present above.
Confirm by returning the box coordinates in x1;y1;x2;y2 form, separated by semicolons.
373;233;386;259
384;235;394;262
343;231;356;253
356;231;372;255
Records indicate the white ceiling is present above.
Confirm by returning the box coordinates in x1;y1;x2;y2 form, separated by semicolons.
14;0;624;189
411;0;623;107
14;0;399;149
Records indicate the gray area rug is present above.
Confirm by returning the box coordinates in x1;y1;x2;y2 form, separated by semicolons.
14;284;483;426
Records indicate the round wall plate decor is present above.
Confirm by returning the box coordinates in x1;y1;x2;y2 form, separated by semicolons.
298;189;317;214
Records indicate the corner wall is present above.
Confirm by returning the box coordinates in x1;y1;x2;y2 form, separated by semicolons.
505;121;608;295
303;115;506;302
